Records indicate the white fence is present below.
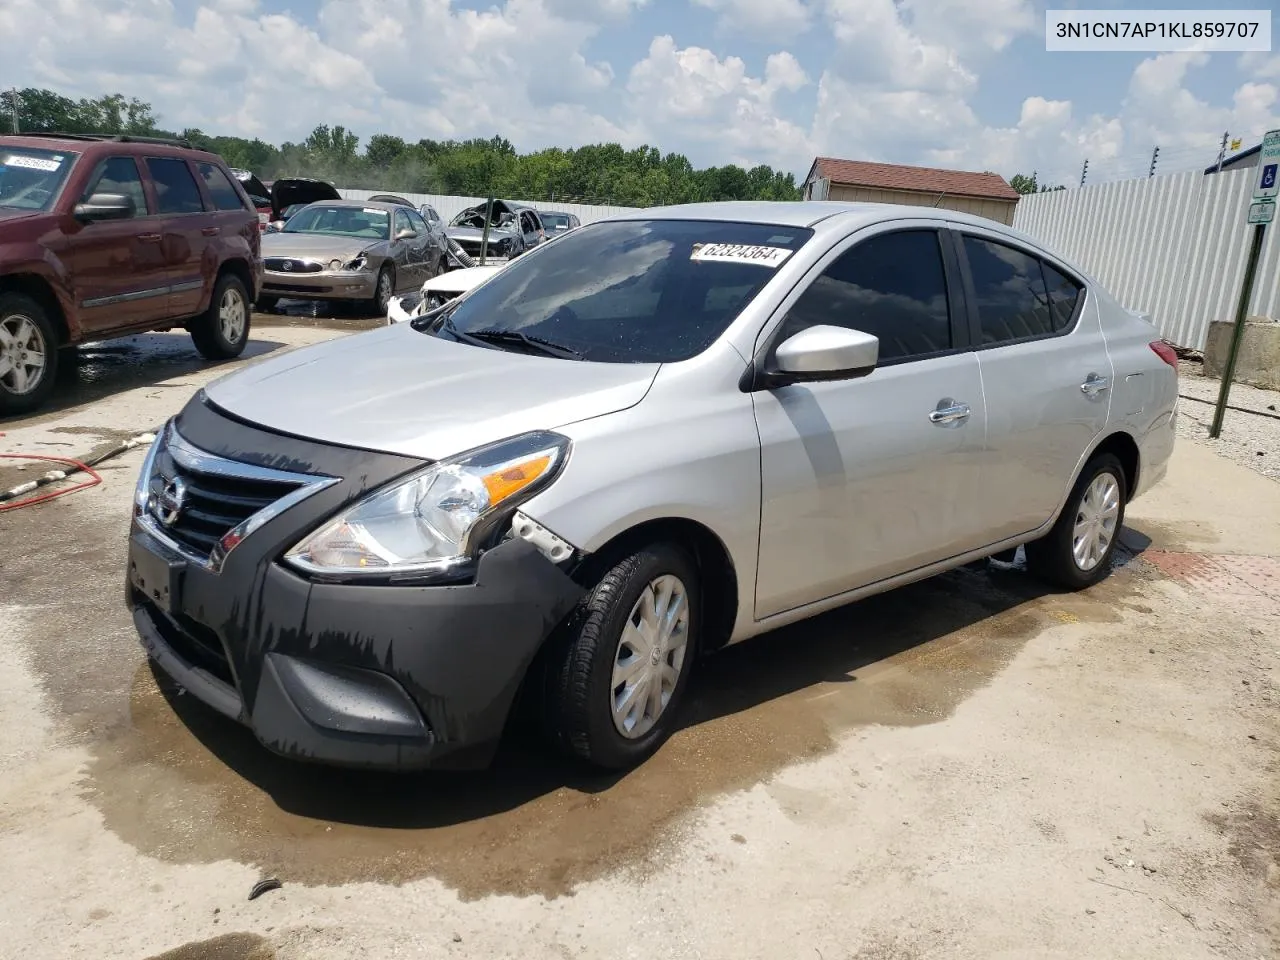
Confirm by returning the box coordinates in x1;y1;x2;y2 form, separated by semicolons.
1013;166;1280;350
337;189;640;226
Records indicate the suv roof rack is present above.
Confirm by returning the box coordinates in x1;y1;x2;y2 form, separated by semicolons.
6;131;209;151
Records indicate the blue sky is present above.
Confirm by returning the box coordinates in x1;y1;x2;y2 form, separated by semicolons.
3;0;1279;187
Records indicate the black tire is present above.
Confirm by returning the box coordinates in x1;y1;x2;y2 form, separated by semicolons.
0;292;59;416
191;273;251;360
1026;453;1128;590
544;543;700;770
255;295;279;313
369;265;394;315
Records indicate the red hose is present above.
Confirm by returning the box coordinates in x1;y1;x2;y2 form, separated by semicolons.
0;453;102;511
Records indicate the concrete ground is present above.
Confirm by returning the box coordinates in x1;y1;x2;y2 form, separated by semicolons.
0;322;1277;960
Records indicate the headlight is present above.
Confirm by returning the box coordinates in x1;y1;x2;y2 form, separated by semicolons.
284;431;569;580
343;254;368;271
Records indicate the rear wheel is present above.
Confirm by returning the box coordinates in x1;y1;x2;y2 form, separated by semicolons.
543;543;699;770
0;293;59;416
191;273;251;360
1026;453;1127;590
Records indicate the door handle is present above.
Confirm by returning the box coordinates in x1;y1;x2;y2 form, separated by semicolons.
1080;374;1111;397
201;226;220;236
929;401;971;424
136;233;161;243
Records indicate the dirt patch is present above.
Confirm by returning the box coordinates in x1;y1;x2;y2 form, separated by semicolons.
79;559;1143;901
142;933;274;960
1204;803;1280;950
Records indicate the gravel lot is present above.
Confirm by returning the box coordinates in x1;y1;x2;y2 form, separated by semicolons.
1176;359;1280;482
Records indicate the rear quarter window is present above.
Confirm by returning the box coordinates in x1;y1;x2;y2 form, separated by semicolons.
196;162;248;212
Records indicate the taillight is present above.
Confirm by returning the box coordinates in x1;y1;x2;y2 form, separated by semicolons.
1149;340;1178;372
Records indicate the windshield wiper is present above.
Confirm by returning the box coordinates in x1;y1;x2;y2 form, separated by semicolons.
466;329;584;360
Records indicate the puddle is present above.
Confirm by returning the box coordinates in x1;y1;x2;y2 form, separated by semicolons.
77;558;1142;900
1125;518;1222;554
142;933;274;960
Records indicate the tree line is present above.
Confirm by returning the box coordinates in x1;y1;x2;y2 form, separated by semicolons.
1;87;802;206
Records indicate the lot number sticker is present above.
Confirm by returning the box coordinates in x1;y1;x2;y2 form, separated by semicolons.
691;243;793;267
4;155;62;172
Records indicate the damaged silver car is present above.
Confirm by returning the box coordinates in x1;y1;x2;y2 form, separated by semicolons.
445;199;544;267
257;200;446;313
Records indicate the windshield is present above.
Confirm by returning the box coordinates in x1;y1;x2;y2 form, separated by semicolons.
541;214;570;230
434;219;812;363
284;204;389;240
0;148;77;211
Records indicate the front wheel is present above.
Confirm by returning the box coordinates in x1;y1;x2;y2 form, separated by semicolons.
0;292;59;416
543;543;700;770
369;266;394;315
191;274;251;360
1026;453;1127;590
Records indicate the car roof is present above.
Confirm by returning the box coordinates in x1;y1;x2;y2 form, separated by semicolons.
615;200;1019;232
300;199;398;212
0;132;212;159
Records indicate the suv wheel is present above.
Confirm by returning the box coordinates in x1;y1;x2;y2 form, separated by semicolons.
544;543;699;770
370;266;394;315
1026;452;1127;590
0;293;59;416
191;274;251;361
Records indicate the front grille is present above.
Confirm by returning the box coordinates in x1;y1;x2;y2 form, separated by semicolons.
453;238;508;258
147;442;300;560
265;257;324;273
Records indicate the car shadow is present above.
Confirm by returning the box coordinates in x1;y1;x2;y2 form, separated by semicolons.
153;551;1078;831
15;332;291;422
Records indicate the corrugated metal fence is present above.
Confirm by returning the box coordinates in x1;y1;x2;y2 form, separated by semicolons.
337;189;639;226
1013;167;1280;349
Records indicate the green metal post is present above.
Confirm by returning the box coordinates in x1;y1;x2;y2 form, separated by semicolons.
1210;222;1267;438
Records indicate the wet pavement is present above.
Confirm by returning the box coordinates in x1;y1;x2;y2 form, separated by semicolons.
1;325;1277;960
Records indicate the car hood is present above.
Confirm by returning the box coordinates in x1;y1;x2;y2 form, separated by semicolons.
0;208;41;224
262;233;377;259
271;178;341;216
422;264;503;294
202;323;660;460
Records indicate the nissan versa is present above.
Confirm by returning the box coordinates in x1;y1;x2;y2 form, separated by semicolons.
126;202;1178;772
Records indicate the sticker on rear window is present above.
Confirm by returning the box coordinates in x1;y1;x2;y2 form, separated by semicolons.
4;155;62;172
363;207;386;214
691;243;793;268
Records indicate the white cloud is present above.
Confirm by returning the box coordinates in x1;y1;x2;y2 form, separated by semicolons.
900;0;1036;56
626;36;812;169
692;0;811;41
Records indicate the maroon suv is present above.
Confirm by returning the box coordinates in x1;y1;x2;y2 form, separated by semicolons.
0;133;264;415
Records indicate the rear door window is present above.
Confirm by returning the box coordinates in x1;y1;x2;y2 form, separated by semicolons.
195;162;247;212
775;230;953;363
1041;261;1084;331
963;236;1054;345
81;156;148;217
406;209;429;233
393;208;413;236
145;158;205;214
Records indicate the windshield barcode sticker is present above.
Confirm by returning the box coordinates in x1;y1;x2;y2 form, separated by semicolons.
4;155;62;172
691;243;793;267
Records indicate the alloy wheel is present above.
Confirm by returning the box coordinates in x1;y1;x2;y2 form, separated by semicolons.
219;288;247;344
1071;471;1121;572
611;574;690;739
0;314;48;396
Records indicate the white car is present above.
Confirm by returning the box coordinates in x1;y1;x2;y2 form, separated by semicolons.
387;264;505;324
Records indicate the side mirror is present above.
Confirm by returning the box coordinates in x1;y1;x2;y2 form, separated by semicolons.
395;228;418;240
73;192;134;221
763;325;879;387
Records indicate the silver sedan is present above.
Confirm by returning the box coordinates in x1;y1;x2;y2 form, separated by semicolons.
257;200;445;313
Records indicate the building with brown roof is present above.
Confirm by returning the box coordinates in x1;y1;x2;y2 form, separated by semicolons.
803;157;1021;225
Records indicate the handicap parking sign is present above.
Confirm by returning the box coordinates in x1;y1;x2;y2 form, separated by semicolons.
1263;164;1277;191
1255;131;1280;199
